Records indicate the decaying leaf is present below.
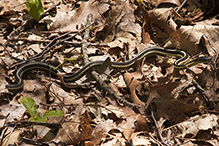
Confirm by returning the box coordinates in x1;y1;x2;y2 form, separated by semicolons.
49;0;109;31
145;81;200;123
123;71;146;106
165;18;219;56
1;0;218;145
0;0;26;14
154;0;180;7
96;0;141;42
178;20;219;56
90;119;117;145
143;8;177;44
53;106;93;144
118;114;148;140
162;114;219;145
130;131;151;145
2;130;22;146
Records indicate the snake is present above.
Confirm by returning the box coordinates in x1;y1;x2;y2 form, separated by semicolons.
6;46;211;91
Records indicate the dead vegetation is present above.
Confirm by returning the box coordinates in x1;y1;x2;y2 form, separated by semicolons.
0;0;219;145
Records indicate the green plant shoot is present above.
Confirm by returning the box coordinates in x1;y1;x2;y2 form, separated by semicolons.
26;0;44;21
21;97;64;122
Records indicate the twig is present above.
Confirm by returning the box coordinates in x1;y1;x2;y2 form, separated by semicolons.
151;105;169;146
5;120;61;129
9;30;72;68
81;14;139;108
176;0;188;13
3;124;17;146
192;78;216;109
82;14;93;64
0;43;23;61
9;38;51;43
147;132;163;146
10;21;97;69
92;71;139;108
20;137;49;145
192;79;211;100
9;38;109;47
213;49;218;101
40;102;76;107
40;1;61;19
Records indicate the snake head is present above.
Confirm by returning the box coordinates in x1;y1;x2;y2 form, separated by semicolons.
195;56;212;63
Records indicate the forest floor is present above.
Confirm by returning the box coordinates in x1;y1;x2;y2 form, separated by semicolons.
0;0;219;145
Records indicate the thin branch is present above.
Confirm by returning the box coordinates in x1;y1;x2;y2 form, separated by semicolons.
0;43;23;61
81;14;140;108
151;105;168;146
176;0;188;13
9;21;97;69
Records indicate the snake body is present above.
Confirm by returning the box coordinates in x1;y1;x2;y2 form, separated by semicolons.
6;46;211;91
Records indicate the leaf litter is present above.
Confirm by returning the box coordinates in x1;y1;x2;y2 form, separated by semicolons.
0;0;219;145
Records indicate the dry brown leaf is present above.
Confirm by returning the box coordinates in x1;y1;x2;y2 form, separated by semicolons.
118;115;136;140
194;66;218;101
145;81;200;123
49;83;71;105
118;114;148;142
23;80;36;92
123;72;145;106
2;130;22;146
0;0;26;14
142;30;153;45
109;82;123;97
79;111;93;141
163;114;218;140
100;129;124;146
135;114;149;131
103;104;124;119
90;107;145;145
96;57;113;80
144;8;177;44
154;0;180;7
90;119;117;145
34;125;51;141
21;79;52;105
0;61;8;93
0;102;26;122
54;121;81;144
130;132;151;145
166;18;219;56
53;104;91;144
118;106;136;118
49;0;109;31
108;37;137;53
53;101;83;144
96;0;141;42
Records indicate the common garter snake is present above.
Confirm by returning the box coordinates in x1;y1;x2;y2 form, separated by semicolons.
6;46;211;91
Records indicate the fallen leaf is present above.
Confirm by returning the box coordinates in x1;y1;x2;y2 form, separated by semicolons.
96;0;141;42
49;0;109;31
79;111;93;141
53;103;83;144
145;81;200;123
91;119;117;145
163;114;219;140
167;18;219;56
130;131;151;145
118;114;148;140
2;130;22;146
144;8;177;44
123;71;146;106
